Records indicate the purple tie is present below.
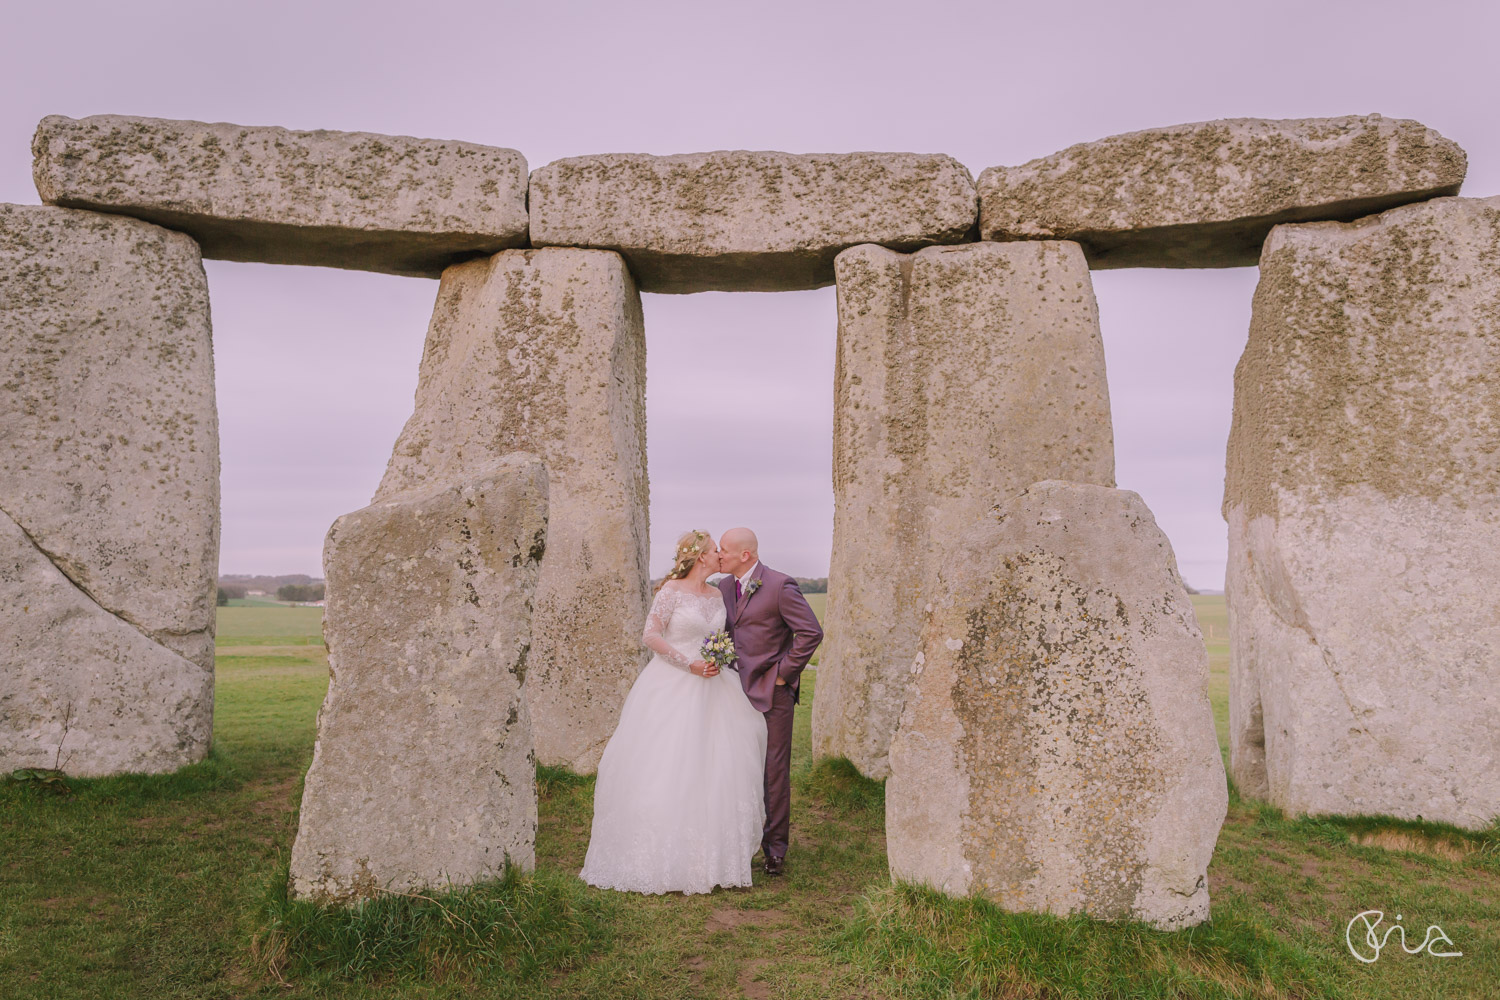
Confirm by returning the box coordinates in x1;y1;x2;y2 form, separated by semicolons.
734;577;742;602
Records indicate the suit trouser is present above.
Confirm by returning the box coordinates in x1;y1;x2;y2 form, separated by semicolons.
762;683;795;861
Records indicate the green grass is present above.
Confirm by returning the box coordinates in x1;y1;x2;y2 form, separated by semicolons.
0;623;327;999
3;597;1497;998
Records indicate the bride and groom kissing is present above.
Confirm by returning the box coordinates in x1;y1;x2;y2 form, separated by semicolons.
580;527;824;894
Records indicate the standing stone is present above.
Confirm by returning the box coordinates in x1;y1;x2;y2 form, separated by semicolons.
529;151;977;292
0;507;211;776
888;480;1227;930
813;242;1115;779
289;455;547;903
1224;195;1500;830
0;204;217;776
378;248;648;773
33;115;529;278
979;115;1466;268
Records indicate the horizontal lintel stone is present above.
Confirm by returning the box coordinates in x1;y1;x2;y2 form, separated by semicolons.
978;115;1466;268
528;151;978;292
32;115;529;278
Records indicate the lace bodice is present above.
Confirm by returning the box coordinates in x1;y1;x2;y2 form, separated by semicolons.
642;586;727;671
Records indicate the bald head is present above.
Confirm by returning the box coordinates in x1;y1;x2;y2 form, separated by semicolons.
719;527;759;576
721;527;758;555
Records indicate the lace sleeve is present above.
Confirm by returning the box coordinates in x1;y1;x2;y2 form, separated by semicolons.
643;587;694;671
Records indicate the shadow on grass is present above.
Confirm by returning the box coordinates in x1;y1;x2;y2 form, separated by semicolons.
1225;777;1500;864
1294;810;1500;862
2;747;245;807
795;756;884;816
253;861;619;987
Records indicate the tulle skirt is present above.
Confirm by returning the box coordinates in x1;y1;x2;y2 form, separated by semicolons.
580;657;768;894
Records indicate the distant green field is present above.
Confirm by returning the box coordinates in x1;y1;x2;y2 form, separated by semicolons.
225;596;294;608
1193;594;1230;760
215;605;325;647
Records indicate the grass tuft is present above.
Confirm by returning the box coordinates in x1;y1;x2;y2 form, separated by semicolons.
253;861;618;986
535;764;594;797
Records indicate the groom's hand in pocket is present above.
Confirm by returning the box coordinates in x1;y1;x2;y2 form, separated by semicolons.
690;659;718;677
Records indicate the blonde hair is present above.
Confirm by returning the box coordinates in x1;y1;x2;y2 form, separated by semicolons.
655;529;710;595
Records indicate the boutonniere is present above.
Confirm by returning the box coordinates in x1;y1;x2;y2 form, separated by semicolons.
744;578;762;598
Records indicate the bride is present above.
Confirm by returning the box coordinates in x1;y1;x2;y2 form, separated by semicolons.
579;530;768;894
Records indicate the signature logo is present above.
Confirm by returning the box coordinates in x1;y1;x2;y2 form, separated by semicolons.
1345;911;1462;963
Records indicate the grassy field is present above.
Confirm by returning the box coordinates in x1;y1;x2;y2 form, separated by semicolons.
803;591;826;624
2;598;1497;998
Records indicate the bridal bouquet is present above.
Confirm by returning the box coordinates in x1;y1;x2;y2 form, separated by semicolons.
701;630;738;671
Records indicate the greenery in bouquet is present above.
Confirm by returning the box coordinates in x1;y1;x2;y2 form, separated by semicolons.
700;630;738;671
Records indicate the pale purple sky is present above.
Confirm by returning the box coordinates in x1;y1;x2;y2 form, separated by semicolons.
4;1;1496;589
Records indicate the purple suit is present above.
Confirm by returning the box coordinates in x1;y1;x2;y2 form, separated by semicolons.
718;563;823;863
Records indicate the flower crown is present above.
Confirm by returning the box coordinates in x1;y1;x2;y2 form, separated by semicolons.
675;531;707;560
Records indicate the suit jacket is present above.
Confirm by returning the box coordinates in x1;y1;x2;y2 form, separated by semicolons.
718;563;824;714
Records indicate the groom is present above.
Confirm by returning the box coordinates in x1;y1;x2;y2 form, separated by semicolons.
716;528;823;877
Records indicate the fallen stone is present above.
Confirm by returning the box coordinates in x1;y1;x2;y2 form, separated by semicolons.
813;242;1115;779
1224;195;1500;830
887;480;1227;930
529;151;977;292
378;248;649;773
0;506;212;777
288;455;547;903
32;115;529;278
0;203;217;673
979;115;1466;268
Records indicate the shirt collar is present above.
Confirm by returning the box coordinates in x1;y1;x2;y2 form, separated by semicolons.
735;561;759;585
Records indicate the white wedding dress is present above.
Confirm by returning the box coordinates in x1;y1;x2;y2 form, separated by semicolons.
579;585;768;894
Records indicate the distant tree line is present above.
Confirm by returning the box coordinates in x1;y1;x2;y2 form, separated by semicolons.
796;577;828;594
218;573;322;593
276;583;325;603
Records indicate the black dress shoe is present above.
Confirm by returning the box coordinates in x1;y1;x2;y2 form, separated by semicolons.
763;855;784;876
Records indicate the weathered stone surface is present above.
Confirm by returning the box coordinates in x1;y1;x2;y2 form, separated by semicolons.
980;115;1466;268
378;248;649;773
529;151;977;292
813;242;1115;779
289;455;547;903
0;204;217;775
888;480;1227;930
1224;195;1500;830
0;506;212;777
33;115;529;278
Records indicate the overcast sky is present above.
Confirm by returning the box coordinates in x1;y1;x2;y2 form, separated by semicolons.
3;1;1496;589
